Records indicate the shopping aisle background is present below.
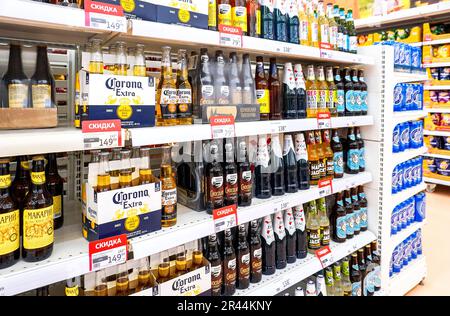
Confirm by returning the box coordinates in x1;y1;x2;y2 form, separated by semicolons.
407;185;450;296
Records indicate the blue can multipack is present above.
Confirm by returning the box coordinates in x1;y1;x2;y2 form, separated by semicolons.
411;46;422;72
397;163;404;192
393;84;404;112
392;165;399;194
417;230;423;255
409;121;422;149
404;44;412;72
400;201;408;229
411;232;418;259
415;192;426;222
412;84;423;110
391;205;398;235
408;197;415;225
393;124;401;153
404;84;415;111
392;245;402;273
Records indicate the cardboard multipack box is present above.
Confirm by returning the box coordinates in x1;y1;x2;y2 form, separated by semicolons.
79;71;156;128
82;181;162;241
148;0;208;29
92;0;157;21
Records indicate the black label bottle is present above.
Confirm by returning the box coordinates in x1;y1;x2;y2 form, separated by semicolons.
334;67;346;117
287;0;299;44
255;134;272;199
270;134;285;196
196;48;215;117
208;234;223;296
205;141;225;214
249;220;262;283
282;62;298;119
283;134;298;193
346;127;360;174
261;0;274;39
45;153;64;230
274;0;288;42
224;138;238;206
236;224;250;289
273;210;287;269
222;229;237;296
293;205;307;259
22;156;54;262
237;138;253;207
331;192;347;243
284;208;297;264
294;133;310;190
294;64;307;119
3;44;29;108
0;159;20;269
31;46;55;109
261;215;276;275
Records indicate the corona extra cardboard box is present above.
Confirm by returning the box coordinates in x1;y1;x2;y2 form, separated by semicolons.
82;181;162;241
92;0;157;21
147;0;208;29
80;71;155;128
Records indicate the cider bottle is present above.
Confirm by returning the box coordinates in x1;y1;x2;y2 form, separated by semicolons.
298;0;310;46
306;65;318;118
317;1;329;46
232;0;248;36
217;0;232;26
45;153;64;229
326;66;338;117
119;149;132;189
316;66;329;115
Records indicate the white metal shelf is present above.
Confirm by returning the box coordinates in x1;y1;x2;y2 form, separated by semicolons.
424;107;450;113
424;62;450;68
424;85;450;91
392;111;427;125
235;230;376;296
393;72;429;84
130;116;374;147
424;130;450;137
129;20;374;65
392;147;428;166
390;221;425;252
414;38;450;47
423;152;450;159
424;176;450;186
0;172;372;296
389;256;427;296
392;183;427;206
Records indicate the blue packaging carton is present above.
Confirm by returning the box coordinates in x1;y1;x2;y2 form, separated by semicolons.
93;0;157;21
393;83;404;112
392;165;399;194
404;84;414;111
400;122;410;150
391;205;398;235
404;44;412;72
415;192;426;222
411;46;422;72
393;124;401;153
150;0;208;29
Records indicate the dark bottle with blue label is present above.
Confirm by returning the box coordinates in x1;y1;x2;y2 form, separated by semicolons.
260;0;275;40
351;187;361;236
346;127;360;174
287;0;299;44
274;0;288;42
358;186;368;231
332;192;347;243
334;67;346;117
352;68;362;116
350;253;362;296
344;189;354;239
359;70;368;115
344;67;354;116
331;129;344;178
356;127;365;172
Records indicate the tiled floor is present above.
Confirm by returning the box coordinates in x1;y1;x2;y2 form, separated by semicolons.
407;184;450;296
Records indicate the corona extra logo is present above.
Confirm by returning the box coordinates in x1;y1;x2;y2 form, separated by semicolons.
172;273;201;291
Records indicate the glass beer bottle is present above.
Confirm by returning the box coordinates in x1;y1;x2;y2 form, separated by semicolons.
45;153;64;229
269;58;282;120
31;45;55;109
161;147;177;227
159;46;177;126
176;49;193;125
261;215;276;275
249;220;262;283
255;56;270;120
236;224;250;289
306;65;319;118
3;44;29;108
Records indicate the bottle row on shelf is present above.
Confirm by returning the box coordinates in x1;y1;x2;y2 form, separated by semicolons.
284;243;380;296
392;157;424;195
391;192;426;236
393;120;424;153
390;229;423;278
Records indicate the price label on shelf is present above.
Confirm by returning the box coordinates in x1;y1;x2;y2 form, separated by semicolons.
318;178;333;197
219;25;243;48
320;49;333;59
89;234;128;271
274;277;292;293
84;0;127;33
82;120;123;150
315;246;334;268
317;111;332;129
213;205;238;233
210;116;236;139
270;121;288;133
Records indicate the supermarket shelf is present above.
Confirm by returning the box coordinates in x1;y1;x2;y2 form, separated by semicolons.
415;38;450;47
0;172;372;296
389;256;427;296
391;221;425;251
393;72;429;84
424;130;450;136
392;111;427;125
424;107;450;113
393;147;428;166
423;152;450;159
235;231;376;296
424;85;450;91
128;20;374;65
424;176;450;186
355;2;450;31
392;183;427;206
423;62;450;68
130;116;374;147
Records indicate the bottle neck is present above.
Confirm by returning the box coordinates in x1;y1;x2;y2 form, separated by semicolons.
34;47;50;77
46;155;58;175
7;45;25;76
255;61;265;78
269;63;278;79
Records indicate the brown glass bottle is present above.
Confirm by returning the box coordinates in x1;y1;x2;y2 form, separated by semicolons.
22;156;54;262
11;156;31;213
157;250;171;284
314;130;327;180
161;147;177;227
222;229;236;296
255;56;270;120
237;137;252;207
206;141;224;214
45;153;64;230
31;46;55;108
224;138;238;206
207;234;223;296
359;186;368;231
94;270;108;296
350;252;362;296
3;44;29;108
351;187;361;236
306;130;320;185
0;159;20;269
247;0;260;37
331;129;344;178
344;190;354;240
217;0;232;26
176;49;193;125
269;58;282;120
331;192;347;243
248;220;262;283
236;224;250;289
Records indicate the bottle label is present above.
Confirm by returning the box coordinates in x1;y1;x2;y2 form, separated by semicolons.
308;229;321;249
294;135;308;161
359;147;365;169
23;206;54;250
227;257;237;270
177;88;192;104
337;32;344;49
252;248;262;272
310;161;321;181
208;0;217;27
360;207;368;228
300;20;309;41
364;271;375;295
65;286;79;296
211;176;224;188
201;85;214;98
293;206;306;231
361;91;368;112
336;90;345;113
232;6;248;32
318;90;327;109
346;212;354;235
351;281;362;296
321;226;330;245
311;22;319;43
32;84;52;108
225;173;238;196
354;90;362;112
160;88;178;119
326;159;334;176
373;266;381;289
347;149;360;171
344;34;349;51
353;209;361;231
350;36;357;52
0;174;11;189
327;89;336;109
218;4;232;26
177;88;192;119
307;90;318;109
261;217;275;245
31;171;46;185
241;253;250;265
8;84;28;108
284;210;296;236
336;216;347;239
273;213;286;239
0;209;20;256
256;89;270;114
329;26;338;46
53;195;62;219
333;151;344;175
211;264;222;293
162;188;177;206
345;89;354;112
320;25;329;44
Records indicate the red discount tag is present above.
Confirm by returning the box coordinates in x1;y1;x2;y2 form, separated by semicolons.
89;234;128;271
318;178;333;197
213;205;238;233
219;24;243;48
315;246;334;268
210;116;236;139
317;111;332;129
84;0;126;32
82;119;123;150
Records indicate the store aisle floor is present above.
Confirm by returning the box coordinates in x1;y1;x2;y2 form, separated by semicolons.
407;185;450;296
